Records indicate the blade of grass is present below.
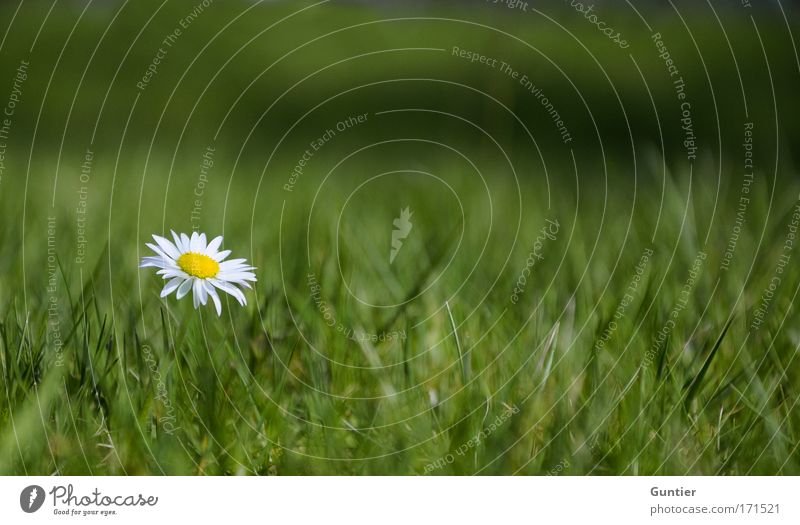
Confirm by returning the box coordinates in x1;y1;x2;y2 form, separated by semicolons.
446;300;467;384
684;316;734;407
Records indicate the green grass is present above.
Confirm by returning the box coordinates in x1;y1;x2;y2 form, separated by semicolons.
2;152;799;475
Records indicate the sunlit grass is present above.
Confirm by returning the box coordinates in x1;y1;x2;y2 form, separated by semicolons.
1;154;799;475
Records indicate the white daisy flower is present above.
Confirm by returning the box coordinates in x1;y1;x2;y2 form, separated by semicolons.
140;231;257;316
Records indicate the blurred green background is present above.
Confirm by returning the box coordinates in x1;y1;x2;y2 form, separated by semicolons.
1;1;798;158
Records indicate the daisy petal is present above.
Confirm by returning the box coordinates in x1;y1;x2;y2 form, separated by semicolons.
220;258;248;269
206;236;223;255
160;277;185;298
171;230;186;253
157;269;190;280
212;249;231;262
193;279;208;307
176;278;193;300
152;235;181;260
219;263;257;272
140;256;170;268
210;279;247;306
190;232;200;253
206;284;222;316
218;272;257;282
145;243;172;262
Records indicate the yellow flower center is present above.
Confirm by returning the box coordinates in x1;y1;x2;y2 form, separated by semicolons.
178;252;220;279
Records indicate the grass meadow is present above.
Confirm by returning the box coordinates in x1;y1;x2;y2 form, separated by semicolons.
1;1;799;475
3;155;800;475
